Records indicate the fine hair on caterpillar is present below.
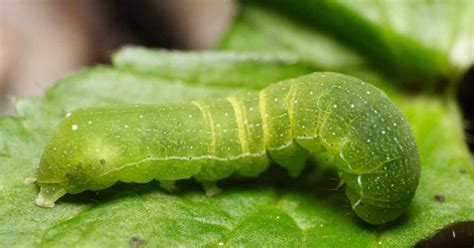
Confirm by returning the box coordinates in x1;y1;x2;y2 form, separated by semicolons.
28;72;420;225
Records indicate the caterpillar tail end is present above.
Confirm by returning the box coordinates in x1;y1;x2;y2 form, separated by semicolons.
35;185;66;208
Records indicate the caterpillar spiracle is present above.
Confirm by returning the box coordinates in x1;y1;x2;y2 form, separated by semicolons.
29;72;420;225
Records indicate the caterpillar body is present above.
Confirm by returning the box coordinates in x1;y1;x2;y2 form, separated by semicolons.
31;72;420;225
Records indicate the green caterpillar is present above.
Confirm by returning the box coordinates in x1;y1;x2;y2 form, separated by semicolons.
29;72;420;225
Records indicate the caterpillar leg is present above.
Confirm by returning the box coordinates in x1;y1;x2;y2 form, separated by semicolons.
199;181;221;197
268;143;310;178
36;185;66;208
159;180;177;193
24;176;37;185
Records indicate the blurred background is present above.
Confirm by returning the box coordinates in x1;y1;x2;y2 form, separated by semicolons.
0;0;235;114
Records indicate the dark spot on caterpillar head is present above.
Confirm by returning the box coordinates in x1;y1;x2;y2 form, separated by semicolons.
434;194;445;202
129;236;147;248
100;159;106;165
147;155;151;158
189;157;192;160
459;168;466;174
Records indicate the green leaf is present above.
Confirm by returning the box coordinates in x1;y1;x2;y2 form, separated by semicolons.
231;1;474;88
217;4;397;93
109;7;393;93
218;4;367;71
1;61;472;247
113;47;315;89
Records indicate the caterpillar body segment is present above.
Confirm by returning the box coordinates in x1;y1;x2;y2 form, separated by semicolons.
33;72;420;224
